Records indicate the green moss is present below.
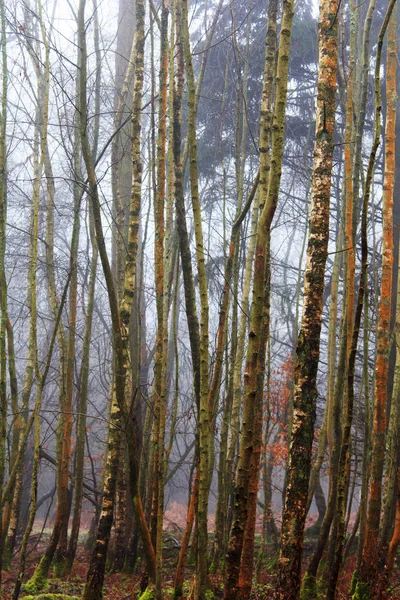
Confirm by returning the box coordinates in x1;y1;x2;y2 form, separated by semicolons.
22;572;50;595
352;581;370;600
52;559;66;579
174;579;191;599
209;561;216;574
21;595;79;600
138;586;155;600
300;572;317;600
23;554;54;595
3;538;13;571
305;520;322;538
349;570;358;595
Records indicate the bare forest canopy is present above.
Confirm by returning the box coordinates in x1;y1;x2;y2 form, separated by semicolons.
0;0;400;599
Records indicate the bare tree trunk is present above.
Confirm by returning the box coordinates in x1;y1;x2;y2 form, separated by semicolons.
0;0;8;577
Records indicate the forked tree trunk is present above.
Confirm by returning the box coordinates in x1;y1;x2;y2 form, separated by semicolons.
78;0;156;597
224;0;294;597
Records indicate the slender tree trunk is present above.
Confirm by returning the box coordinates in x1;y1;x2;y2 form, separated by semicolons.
0;0;7;577
180;5;210;596
238;237;270;600
356;4;397;597
324;3;357;594
66;218;98;572
225;190;260;520
149;3;169;596
171;2;202;593
28;83;83;589
67;1;101;570
381;5;400;550
13;278;70;599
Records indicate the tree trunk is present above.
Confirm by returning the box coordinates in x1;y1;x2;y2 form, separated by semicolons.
356;3;397;597
224;0;294;597
278;1;338;597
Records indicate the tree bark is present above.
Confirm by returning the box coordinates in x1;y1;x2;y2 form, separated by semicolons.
278;1;338;597
356;3;397;597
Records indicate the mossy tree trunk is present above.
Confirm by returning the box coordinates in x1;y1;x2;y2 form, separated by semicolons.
180;3;210;597
278;1;338;597
79;0;156;596
224;0;294;597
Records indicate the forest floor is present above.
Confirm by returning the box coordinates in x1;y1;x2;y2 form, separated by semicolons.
2;532;400;599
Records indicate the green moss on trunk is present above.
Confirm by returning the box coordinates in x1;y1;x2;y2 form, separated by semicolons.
22;567;50;595
300;572;317;600
52;558;66;579
352;581;370;600
139;586;155;600
349;570;358;595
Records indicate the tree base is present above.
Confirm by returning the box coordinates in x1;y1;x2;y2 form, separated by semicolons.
352;581;370;600
349;571;358;595
138;585;155;600
21;595;79;600
300;572;318;600
53;559;66;579
3;543;12;571
22;571;50;595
